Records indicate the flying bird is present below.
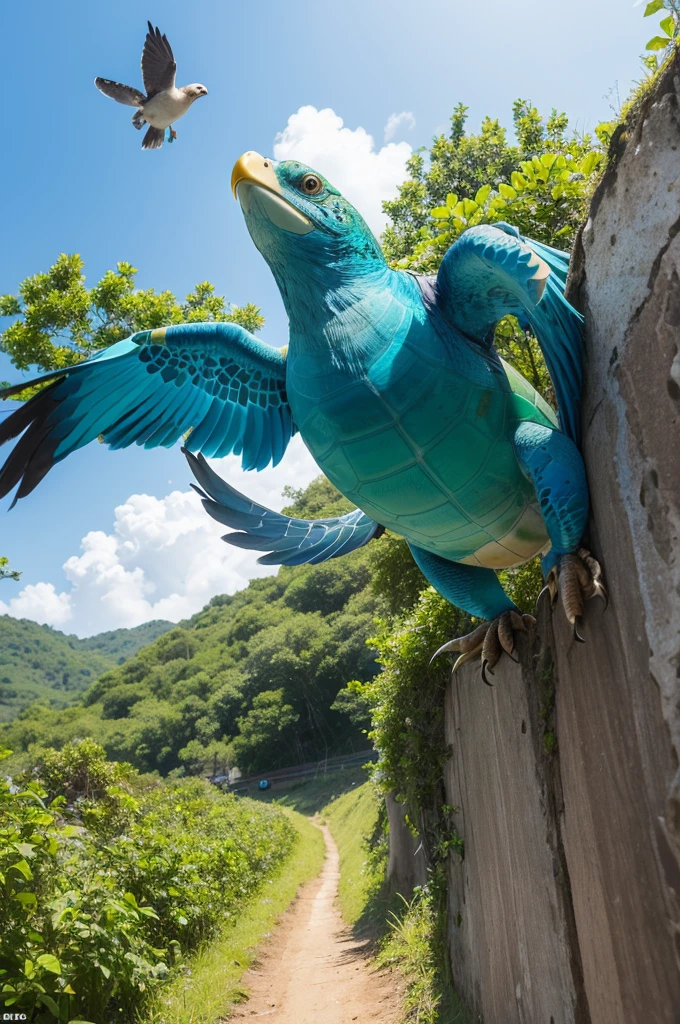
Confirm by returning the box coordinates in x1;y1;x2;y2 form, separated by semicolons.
94;22;208;149
0;153;605;679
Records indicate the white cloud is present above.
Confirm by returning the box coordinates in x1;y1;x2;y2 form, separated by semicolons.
0;581;72;627
0;436;320;637
383;111;415;143
273;106;412;235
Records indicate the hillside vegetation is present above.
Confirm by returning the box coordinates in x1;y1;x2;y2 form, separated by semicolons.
0;617;173;721
0;740;297;1024
0;479;386;776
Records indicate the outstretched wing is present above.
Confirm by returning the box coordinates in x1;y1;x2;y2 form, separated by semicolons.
434;223;583;443
142;22;176;97
95;78;146;106
186;450;383;566
0;323;294;506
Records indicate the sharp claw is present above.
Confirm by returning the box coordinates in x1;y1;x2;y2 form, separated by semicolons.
430;639;459;663
452;647;483;672
573;618;586;643
591;580;609;611
481;660;494;686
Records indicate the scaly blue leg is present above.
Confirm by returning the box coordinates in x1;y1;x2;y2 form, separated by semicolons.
409;544;535;684
513;421;606;638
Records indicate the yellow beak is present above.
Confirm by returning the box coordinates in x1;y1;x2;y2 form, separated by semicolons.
231;151;281;199
230;151;314;235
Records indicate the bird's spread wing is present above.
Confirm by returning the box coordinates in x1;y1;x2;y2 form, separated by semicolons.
186;450;383;566
95;78;146;106
433;224;583;443
0;323;295;506
141;22;176;97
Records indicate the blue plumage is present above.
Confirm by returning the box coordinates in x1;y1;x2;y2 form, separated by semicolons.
186;449;382;566
0;149;605;670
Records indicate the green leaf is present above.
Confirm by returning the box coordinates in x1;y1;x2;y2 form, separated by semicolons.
99;965;111;980
646;34;670;49
430;207;451;219
660;14;675;36
511;171;527;191
579;152;602;176
12;859;32;880
15;891;37;906
445;192;458;208
38;995;60;1017
24;959;35;978
37;953;61;974
14;842;35;857
474;184;492;205
498;183;517;200
643;0;664;15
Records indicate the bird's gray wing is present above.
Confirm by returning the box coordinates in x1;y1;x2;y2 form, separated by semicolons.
141;22;176;97
95;78;145;107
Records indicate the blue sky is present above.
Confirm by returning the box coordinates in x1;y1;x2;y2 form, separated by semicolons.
0;0;651;634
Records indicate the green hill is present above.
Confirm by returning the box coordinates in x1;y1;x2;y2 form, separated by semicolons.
0;617;173;721
1;477;398;775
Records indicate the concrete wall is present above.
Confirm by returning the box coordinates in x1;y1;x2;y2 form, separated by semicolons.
385;792;428;897
394;54;680;1024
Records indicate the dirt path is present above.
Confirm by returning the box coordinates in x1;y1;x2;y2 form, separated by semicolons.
231;822;401;1023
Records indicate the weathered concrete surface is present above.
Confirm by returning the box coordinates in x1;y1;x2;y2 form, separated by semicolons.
444;604;587;1024
385;792;428;897
559;51;680;1023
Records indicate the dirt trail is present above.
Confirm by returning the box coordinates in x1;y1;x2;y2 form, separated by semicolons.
231;822;401;1023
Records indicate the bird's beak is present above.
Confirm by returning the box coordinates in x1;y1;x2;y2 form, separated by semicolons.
231;151;313;235
231;151;279;199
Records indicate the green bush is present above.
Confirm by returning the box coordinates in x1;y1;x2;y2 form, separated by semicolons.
0;742;296;1023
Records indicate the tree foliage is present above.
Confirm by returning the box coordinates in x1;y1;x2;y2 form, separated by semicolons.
0;254;265;379
0;478;384;776
382;99;605;269
0;617;173;722
0;740;295;1023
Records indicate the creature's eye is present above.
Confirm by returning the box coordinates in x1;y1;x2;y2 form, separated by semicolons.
298;174;323;196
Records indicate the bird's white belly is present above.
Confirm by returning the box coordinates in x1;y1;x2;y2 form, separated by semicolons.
143;90;189;129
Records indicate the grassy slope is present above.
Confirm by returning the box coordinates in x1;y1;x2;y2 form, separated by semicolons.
0;616;173;721
247;766;368;816
323;781;386;929
148;808;325;1024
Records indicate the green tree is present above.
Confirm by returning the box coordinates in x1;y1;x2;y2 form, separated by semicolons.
0;556;21;582
0;254;265;379
382;99;604;268
230;689;300;772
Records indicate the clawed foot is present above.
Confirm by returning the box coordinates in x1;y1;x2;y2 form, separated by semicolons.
540;546;607;642
431;609;536;685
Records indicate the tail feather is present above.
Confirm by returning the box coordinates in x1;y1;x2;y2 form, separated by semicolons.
142;126;164;150
95;78;145;108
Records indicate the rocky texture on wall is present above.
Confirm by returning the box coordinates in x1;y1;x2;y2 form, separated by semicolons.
397;52;680;1024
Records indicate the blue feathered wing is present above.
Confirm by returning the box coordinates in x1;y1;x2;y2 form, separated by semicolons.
185;449;383;566
0;322;295;506
434;224;583;443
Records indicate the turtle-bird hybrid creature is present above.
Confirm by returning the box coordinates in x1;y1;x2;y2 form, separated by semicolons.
0;152;605;680
95;22;208;150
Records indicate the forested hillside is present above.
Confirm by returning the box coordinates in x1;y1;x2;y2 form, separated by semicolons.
0;617;173;721
0;478;390;775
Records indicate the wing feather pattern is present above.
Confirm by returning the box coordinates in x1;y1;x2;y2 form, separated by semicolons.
0;323;295;506
141;22;176;96
185;450;383;567
434;224;583;443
